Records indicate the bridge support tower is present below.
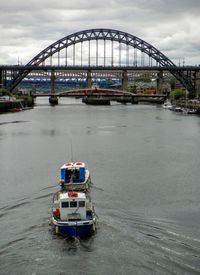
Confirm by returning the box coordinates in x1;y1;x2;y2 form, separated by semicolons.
49;69;58;105
0;69;7;90
50;69;55;94
122;70;128;91
156;71;164;94
86;70;92;88
0;69;3;90
195;71;200;97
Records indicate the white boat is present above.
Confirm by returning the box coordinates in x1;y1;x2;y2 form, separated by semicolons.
162;100;172;109
182;108;198;114
59;161;91;192
169;106;183;112
49;191;97;237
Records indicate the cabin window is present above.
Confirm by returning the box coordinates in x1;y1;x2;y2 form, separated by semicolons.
67;169;72;180
70;201;77;208
61;202;69;208
79;201;85;207
74;169;80;179
67;169;80;180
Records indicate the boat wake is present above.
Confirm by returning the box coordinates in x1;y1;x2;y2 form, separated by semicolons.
63;235;95;253
101;209;200;274
0;120;28;126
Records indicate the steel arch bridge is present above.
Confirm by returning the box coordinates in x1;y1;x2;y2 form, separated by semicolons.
9;28;196;92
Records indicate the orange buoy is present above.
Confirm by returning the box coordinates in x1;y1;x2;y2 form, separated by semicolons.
54;208;60;218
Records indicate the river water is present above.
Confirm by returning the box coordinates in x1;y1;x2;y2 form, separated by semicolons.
0;98;200;275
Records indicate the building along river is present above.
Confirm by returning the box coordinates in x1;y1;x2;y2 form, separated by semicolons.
0;97;200;274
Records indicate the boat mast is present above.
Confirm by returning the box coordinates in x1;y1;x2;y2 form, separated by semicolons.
70;140;74;162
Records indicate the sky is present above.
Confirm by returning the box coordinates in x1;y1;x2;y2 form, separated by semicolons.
0;0;200;65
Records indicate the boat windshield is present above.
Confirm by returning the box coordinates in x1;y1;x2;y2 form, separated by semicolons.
68;169;80;181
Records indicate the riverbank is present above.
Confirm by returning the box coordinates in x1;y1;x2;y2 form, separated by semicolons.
0;96;34;113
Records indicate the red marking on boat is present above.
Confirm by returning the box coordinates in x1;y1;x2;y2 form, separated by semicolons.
65;163;73;166
68;192;78;197
75;162;82;166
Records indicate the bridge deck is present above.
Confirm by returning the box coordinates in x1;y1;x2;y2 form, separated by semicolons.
32;89;166;98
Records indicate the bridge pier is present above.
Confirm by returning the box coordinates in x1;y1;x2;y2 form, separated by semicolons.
50;69;56;93
0;69;7;90
49;69;58;105
86;70;92;88
156;71;164;93
131;96;139;104
122;70;128;91
195;71;200;97
0;69;3;89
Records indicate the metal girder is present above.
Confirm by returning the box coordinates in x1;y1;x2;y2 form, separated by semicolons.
9;28;195;92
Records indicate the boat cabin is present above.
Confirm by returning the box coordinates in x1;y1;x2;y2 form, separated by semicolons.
59;192;86;221
60;162;85;184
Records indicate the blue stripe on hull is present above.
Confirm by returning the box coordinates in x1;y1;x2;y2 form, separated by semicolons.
57;224;93;238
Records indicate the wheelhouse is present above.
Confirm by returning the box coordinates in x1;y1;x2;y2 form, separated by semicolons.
60;162;86;184
59;192;87;220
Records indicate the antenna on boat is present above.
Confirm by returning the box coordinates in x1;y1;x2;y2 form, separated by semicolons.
70;139;74;162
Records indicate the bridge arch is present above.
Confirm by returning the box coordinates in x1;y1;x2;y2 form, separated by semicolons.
28;28;174;66
10;28;194;92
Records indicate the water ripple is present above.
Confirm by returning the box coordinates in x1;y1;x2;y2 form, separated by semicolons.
0;238;25;256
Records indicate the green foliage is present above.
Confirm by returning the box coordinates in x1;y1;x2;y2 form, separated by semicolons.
15;94;34;107
0;88;34;107
169;78;176;90
23;95;34;106
128;86;137;93
170;89;186;100
0;88;11;97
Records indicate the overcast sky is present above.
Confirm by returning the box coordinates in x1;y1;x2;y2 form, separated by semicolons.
0;0;199;65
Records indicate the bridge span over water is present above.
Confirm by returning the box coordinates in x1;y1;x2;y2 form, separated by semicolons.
32;88;167;105
0;28;200;94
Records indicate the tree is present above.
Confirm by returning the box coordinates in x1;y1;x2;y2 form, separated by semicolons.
169;77;176;90
170;88;186;100
0;88;11;97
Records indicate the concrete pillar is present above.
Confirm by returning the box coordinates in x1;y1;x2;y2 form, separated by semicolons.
49;70;58;105
195;71;200;97
0;69;3;89
86;70;92;88
50;70;55;94
156;71;164;94
0;69;7;90
122;70;128;91
131;96;139;104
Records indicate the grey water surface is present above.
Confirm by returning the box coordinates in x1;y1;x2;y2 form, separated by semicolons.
0;97;200;275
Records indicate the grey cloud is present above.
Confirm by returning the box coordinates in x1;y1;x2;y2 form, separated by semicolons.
0;0;199;65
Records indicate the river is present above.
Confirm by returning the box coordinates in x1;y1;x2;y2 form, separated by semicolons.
0;98;200;274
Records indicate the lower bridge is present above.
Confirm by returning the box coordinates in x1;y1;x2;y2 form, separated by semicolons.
32;88;166;104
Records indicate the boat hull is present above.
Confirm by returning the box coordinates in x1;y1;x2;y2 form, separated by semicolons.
51;217;96;238
62;175;91;192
